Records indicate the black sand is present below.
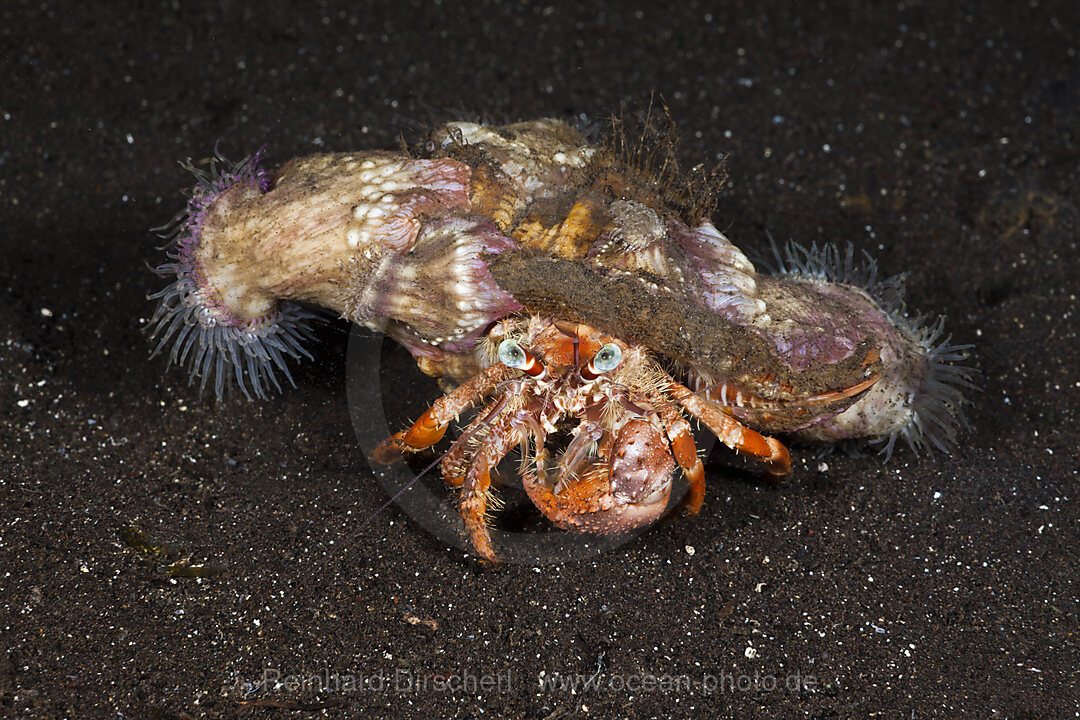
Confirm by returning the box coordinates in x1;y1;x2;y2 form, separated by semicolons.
2;2;1077;717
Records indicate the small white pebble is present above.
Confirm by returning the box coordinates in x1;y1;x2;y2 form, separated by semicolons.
684;545;695;556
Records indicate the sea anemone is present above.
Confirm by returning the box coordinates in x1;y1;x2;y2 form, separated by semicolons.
148;148;321;400
148;145;521;398
764;239;978;457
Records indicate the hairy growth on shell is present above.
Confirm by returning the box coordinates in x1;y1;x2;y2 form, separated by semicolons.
601;101;728;227
147;148;322;400
768;239;977;458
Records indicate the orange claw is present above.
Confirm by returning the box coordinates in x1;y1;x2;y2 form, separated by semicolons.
759;437;791;476
372;362;514;466
372;406;448;464
716;412;791;476
670;380;792;477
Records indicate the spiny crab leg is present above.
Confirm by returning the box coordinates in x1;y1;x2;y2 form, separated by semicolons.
653;400;706;515
440;390;543;488
457;411;524;562
371;363;514;463
551;421;605;494
668;380;792;477
707;361;881;416
437;403;501;488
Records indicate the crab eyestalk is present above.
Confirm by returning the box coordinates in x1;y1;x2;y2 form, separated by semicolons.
148;147;521;399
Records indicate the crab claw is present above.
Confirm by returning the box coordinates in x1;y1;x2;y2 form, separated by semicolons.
522;419;675;534
371;405;448;464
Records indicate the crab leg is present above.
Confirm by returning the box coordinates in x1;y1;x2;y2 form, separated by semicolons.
668;380;791;476
458;411;523;562
654;401;706;515
437;402;500;487
372;363;514;463
702;370;881;429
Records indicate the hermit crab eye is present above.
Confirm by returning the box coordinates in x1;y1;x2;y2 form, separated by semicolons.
591;343;623;373
497;339;528;368
497;338;546;378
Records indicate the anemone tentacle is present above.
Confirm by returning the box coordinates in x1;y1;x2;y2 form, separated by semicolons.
767;238;977;457
147;148;321;400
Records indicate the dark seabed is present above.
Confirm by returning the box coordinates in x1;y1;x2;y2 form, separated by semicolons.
2;1;1077;717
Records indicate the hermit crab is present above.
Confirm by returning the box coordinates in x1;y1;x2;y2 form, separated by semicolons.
372;316;794;561
147;114;975;560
